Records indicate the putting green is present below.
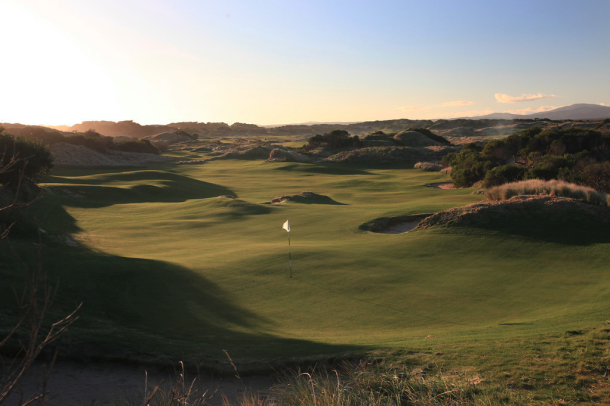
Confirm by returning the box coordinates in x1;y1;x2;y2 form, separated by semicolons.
6;158;610;359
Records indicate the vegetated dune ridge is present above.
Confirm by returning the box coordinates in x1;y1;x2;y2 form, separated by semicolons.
50;142;174;167
324;145;458;165
417;194;610;230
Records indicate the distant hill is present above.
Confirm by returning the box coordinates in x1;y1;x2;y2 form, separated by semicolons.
465;103;610;120
261;121;360;128
49;121;176;138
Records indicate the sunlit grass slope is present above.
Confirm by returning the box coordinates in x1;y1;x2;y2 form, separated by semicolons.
12;159;610;359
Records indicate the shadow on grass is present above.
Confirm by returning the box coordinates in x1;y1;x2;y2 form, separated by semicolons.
271;163;371;175
461;210;610;246
0;237;361;367
43;170;236;208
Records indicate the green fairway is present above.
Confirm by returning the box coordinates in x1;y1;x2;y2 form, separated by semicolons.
4;158;610;362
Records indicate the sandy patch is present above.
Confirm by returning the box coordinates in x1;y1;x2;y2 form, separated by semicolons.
428;182;454;189
380;221;421;234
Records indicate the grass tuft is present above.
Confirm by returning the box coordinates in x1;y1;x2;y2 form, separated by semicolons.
414;162;443;172
230;364;529;405
486;179;609;206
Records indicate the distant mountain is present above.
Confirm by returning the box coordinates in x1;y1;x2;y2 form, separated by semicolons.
261;121;360;128
465;104;610;120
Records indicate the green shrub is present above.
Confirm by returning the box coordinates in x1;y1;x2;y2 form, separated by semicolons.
442;150;494;187
462;142;482;152
305;130;363;151
524;155;575;181
482;164;524;188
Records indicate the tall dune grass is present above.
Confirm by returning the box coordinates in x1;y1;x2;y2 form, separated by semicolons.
232;366;527;406
414;162;443;172
486;179;609;206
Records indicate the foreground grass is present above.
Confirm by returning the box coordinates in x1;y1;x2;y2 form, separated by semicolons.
113;323;610;405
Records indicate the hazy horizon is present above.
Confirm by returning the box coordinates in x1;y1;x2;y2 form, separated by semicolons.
2;0;609;126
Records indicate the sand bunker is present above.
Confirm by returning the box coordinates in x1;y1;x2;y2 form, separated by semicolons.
361;214;433;234
381;220;422;234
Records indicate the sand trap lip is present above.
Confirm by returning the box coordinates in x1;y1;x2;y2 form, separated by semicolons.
380;220;421;234
428;182;454;189
361;213;432;234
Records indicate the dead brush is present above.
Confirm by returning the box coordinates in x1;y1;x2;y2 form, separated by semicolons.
414;162;443;172
486;179;609;206
231;363;528;406
112;362;216;406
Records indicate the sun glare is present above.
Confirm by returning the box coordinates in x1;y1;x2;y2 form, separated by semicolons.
0;2;122;126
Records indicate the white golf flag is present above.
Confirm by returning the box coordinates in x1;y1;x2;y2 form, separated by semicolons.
282;219;290;232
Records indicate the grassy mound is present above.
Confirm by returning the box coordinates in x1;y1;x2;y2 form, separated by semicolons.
393;130;440;147
271;191;343;205
418;194;610;243
359;213;432;232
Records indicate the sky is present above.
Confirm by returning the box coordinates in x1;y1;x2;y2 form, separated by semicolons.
1;0;609;126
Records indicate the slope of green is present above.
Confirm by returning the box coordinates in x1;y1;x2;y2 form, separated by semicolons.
3;159;610;364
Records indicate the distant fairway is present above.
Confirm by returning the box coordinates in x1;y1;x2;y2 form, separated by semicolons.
7;155;610;361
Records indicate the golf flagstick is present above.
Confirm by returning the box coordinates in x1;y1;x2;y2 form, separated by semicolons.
283;220;292;278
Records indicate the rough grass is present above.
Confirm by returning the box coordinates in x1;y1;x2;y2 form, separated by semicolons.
234;368;524;406
414;162;443;172
486;179;609;206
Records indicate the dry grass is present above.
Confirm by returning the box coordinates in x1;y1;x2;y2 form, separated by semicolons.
486;179;609;206
414;162;443;172
228;365;528;406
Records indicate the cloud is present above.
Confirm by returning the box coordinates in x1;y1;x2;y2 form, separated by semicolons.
504;105;560;115
398;100;475;111
495;93;557;103
440;100;476;107
601;103;607;106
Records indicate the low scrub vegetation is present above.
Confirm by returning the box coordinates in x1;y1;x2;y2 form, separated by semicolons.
16;126;160;155
0;128;54;188
414;162;443;171
443;127;610;190
486;179;609;206
304;130;363;151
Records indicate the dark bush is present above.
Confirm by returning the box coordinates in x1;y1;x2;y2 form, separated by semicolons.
443;150;494;187
482;164;524;188
463;142;482;152
17;126;64;145
482;139;515;163
0;129;54;188
305;130;363;151
524;155;575;181
115;139;160;155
